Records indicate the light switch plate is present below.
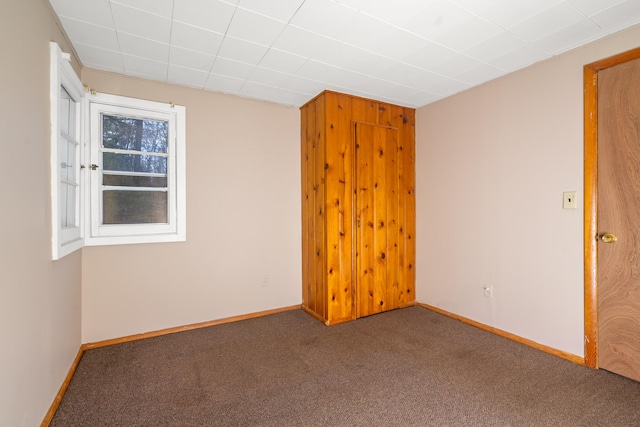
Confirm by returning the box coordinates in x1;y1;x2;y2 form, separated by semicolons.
563;191;577;209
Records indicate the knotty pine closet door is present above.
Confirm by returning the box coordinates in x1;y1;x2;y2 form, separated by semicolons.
301;91;415;325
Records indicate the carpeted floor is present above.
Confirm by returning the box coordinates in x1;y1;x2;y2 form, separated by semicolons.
51;306;640;426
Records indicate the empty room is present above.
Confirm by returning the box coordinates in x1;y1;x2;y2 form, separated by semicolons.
3;0;640;425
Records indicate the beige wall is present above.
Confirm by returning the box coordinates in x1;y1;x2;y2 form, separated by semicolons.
0;0;83;425
416;24;640;357
80;70;302;343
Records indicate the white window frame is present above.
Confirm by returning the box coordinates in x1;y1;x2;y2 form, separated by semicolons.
86;93;186;246
50;42;85;260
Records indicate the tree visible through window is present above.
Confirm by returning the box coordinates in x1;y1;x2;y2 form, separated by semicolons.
101;115;169;224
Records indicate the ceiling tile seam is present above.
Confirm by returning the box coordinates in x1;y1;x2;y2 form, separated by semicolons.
107;0;126;80
166;0;177;85
109;0;171;20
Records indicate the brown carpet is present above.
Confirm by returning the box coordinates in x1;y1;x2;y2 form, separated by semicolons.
51;306;640;426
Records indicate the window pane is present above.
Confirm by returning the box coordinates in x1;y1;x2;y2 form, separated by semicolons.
103;152;167;174
103;174;167;187
102;115;168;153
65;184;76;228
59;137;69;182
59;86;74;135
103;191;168;224
59;183;68;228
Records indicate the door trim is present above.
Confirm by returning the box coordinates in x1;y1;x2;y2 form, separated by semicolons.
584;46;640;369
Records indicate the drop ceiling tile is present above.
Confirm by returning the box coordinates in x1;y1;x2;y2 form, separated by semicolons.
366;29;433;63
342;51;394;78
295;59;341;82
309;40;369;68
278;76;330;95
167;65;209;88
455;63;504;85
435;14;502;51
289;0;357;38
211;57;255;79
490;44;551;72
271;25;328;57
431;53;482;76
403;0;476;41
170;22;224;56
392;68;452;92
271;89;314;106
239;81;279;101
226;8;287;46
111;0;174;18
567;0;626;17
217;37;269;64
425;77;471;96
403;41;459;71
173;0;235;33
111;2;172;44
204;73;245;94
377;62;440;89
332;12;397;51
478;0;559;28
589;1;640;33
258;48;307;73
246;67;290;87
531;18;605;54
122;54;168;81
350;0;430;27
169;46;215;72
464;31;527;62
49;0;113;27
237;0;305;22
450;0;503;14
404;90;442;107
59;17;119;51
118;32;170;62
73;43;124;72
508;2;585;42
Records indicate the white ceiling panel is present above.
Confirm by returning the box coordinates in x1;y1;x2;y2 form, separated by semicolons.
59;17;120;52
167;65;209;88
111;0;174;18
204;74;245;94
258;48;307;74
210;57;255;80
237;0;305;22
170;22;224;56
50;0;113;27
490;44;551;71
589;1;640;32
111;2;172;43
117;32;170;62
73;43;124;72
531;19;605;54
479;0;560;28
50;0;640;107
568;0;628;17
226;8;287;46
169;47;215;72
508;2;585;42
172;0;235;34
216;37;269;64
122;54;168;81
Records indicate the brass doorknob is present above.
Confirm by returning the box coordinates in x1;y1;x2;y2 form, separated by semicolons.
601;233;617;243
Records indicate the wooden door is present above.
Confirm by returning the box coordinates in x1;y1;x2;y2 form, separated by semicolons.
355;122;400;318
597;56;640;382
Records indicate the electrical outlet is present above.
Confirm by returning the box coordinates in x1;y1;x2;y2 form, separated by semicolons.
483;285;493;298
261;274;270;287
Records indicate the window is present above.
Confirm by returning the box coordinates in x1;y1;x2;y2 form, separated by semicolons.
86;94;186;245
50;42;85;260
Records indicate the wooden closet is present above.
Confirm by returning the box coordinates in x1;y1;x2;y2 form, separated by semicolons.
301;91;415;325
